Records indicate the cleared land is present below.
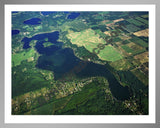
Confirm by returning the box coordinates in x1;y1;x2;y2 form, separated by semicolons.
113;18;124;23
134;52;149;64
110;59;133;70
67;29;123;62
133;29;149;37
67;29;106;53
12;48;36;67
98;44;123;62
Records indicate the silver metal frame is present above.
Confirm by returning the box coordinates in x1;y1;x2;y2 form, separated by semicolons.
1;0;159;127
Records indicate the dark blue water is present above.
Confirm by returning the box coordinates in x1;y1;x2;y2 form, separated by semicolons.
21;31;130;100
41;11;57;16
12;11;19;13
22;31;62;49
67;12;80;19
41;11;69;16
23;18;42;25
21;37;32;49
12;30;20;35
64;11;69;14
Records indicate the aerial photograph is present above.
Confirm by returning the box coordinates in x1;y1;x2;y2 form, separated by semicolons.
12;11;149;115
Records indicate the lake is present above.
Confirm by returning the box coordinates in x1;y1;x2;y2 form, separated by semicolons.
23;18;42;25
41;11;57;16
67;12;80;19
21;31;130;100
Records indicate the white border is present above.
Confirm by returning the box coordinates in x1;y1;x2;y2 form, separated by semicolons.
5;5;156;123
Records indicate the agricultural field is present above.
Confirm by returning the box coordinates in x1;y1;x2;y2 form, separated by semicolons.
127;18;144;26
66;28;106;52
130;37;148;48
67;29;123;62
135;17;148;25
133;29;149;37
98;45;123;62
109;59;133;70
134;52;149;64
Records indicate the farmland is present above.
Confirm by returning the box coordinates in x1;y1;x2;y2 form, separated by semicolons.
98;45;123;62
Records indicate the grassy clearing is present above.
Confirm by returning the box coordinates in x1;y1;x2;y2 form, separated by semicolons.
67;28;106;53
12;48;36;67
43;42;54;47
98;45;123;62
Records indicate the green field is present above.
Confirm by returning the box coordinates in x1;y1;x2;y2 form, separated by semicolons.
110;59;133;71
67;29;106;52
67;29;123;62
124;24;140;32
121;45;134;53
12;48;36;67
98;45;123;62
43;42;53;47
130;37;148;48
135;17;148;25
67;29;106;53
131;68;148;86
127;19;144;26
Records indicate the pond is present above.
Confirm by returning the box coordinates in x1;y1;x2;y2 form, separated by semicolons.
23;18;42;25
41;11;57;16
41;11;69;16
67;12;80;19
12;30;20;35
12;11;19;13
21;31;130;100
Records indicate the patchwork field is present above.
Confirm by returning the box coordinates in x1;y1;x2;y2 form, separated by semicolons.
127;19;144;26
110;59;133;70
131;68;148;86
67;29;123;62
67;29;106;53
130;37;148;48
134;52;149;64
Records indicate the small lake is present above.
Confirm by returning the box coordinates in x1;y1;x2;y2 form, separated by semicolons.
23;18;42;25
41;11;57;16
12;11;19;13
12;30;20;35
41;11;69;16
21;31;130;100
67;12;80;19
